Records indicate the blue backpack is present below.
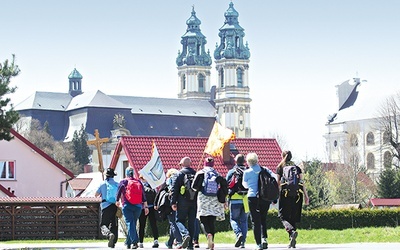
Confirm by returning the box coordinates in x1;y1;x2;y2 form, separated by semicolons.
202;169;219;196
105;181;118;203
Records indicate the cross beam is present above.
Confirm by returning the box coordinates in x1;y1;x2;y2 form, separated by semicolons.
87;129;109;178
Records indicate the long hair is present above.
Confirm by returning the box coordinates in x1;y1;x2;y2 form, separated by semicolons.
277;150;292;168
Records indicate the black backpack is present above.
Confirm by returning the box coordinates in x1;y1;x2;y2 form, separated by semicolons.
182;172;197;201
258;167;279;201
228;166;248;196
143;182;157;205
154;187;172;221
281;165;300;197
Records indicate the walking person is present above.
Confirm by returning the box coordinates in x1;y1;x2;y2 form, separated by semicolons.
116;167;149;249
276;150;309;249
154;168;183;249
191;157;226;250
138;175;159;248
226;154;249;248
242;153;273;250
170;157;198;250
95;168;119;248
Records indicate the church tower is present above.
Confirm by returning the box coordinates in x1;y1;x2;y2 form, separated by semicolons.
214;2;251;138
176;7;212;100
68;68;83;97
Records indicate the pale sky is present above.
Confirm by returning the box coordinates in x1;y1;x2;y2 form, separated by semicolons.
1;0;400;162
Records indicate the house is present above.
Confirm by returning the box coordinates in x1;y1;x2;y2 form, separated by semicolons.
0;129;74;197
369;198;400;209
108;136;282;179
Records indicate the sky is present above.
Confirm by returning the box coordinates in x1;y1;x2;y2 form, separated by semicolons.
1;0;400;162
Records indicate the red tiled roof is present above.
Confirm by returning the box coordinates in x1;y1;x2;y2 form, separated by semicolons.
0;197;101;204
68;178;93;190
110;136;282;177
370;198;400;207
10;129;74;178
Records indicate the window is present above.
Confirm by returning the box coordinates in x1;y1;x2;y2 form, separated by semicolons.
383;131;391;144
367;153;375;169
384;151;392;168
350;134;358;147
366;132;375;145
237;68;243;87
198;74;205;92
123;161;129;178
182;75;186;90
0;161;15;180
220;69;224;88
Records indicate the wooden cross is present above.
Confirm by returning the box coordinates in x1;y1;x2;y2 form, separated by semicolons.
87;129;109;179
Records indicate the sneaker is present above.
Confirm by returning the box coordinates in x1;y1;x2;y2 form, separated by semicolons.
289;231;298;248
193;240;200;248
132;243;138;249
240;242;245;248
235;233;243;248
207;233;214;250
108;233;115;248
181;235;191;249
174;243;183;249
262;238;268;249
255;244;263;250
165;242;173;249
152;239;159;248
139;242;144;248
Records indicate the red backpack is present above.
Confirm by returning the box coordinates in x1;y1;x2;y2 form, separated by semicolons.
125;179;143;205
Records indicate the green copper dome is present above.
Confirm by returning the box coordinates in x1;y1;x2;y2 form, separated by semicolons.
68;68;83;79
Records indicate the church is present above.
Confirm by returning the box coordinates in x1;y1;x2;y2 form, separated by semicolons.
15;2;252;144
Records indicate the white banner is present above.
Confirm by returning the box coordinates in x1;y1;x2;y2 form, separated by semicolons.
139;143;166;189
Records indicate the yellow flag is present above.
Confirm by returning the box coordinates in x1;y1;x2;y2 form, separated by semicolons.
204;122;236;157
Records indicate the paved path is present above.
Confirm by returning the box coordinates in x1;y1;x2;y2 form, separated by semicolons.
1;242;400;250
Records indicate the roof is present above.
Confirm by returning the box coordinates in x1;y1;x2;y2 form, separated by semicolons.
68;68;83;79
10;129;74;178
109;136;282;177
0;197;100;204
15;92;72;111
66;90;129;111
67;178;93;190
0;184;16;197
370;198;400;207
332;204;361;209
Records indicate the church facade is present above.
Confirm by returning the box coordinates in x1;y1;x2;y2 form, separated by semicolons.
15;3;252;144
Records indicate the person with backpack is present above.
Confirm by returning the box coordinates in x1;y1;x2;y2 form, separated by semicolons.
191;157;226;250
170;157;197;250
276;150;309;249
226;154;249;248
116;167;149;249
138;175;159;248
95;168;119;248
154;168;183;249
242;153;273;250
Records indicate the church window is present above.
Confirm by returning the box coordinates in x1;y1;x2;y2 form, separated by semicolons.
235;36;239;48
220;69;224;87
384;151;392;168
383;131;391;144
0;161;15;180
366;153;375;169
198;74;205;92
197;44;200;55
237;68;243;87
350;134;358;147
366;132;375;145
182;75;186;90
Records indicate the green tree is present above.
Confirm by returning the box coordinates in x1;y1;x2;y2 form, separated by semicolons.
303;159;331;209
72;124;91;170
0;55;20;140
377;168;400;198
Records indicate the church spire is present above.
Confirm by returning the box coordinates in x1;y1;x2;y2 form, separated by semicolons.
176;6;212;67
68;68;83;97
214;2;250;60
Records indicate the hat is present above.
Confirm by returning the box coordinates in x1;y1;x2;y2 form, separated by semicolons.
105;168;117;177
204;157;214;167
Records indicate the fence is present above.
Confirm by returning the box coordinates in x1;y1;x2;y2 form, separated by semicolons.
0;197;101;240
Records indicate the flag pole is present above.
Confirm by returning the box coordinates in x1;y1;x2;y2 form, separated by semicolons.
197;151;206;170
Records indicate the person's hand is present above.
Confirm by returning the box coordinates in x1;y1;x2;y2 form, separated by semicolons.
116;201;120;207
144;207;149;215
171;204;177;211
154;206;158;210
304;196;310;205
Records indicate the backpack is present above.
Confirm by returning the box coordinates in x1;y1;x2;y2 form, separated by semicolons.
105;181;118;203
201;169;219;196
281;165;300;197
258;167;279;201
155;187;172;221
125;179;143;205
181;172;197;201
228;166;248;196
143;182;156;205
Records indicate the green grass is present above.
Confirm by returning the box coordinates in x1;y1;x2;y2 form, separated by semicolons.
3;227;400;245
